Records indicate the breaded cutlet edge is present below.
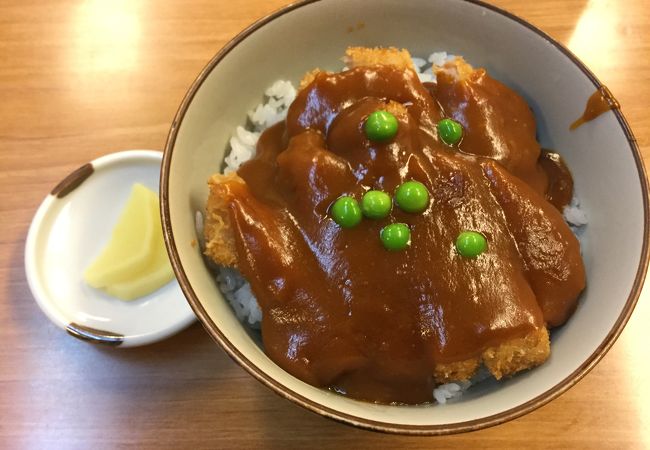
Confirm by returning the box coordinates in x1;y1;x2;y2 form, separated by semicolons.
203;46;551;385
299;46;415;89
204;173;240;269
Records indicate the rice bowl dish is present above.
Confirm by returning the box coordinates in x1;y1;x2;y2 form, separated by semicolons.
197;47;588;405
161;0;647;434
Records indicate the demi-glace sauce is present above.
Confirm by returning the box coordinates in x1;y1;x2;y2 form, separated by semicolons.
223;65;585;404
570;85;620;130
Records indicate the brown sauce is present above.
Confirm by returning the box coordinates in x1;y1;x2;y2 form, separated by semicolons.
570;86;620;130
539;150;574;210
225;65;585;404
435;68;549;194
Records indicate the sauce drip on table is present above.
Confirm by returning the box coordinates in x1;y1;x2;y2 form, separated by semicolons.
222;65;585;403
570;85;620;130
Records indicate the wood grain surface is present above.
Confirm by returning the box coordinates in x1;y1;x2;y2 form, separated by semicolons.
1;0;649;448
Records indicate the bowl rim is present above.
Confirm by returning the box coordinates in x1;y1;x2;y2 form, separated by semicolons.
160;0;650;435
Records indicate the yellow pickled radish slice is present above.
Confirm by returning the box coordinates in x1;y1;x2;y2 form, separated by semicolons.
84;183;157;289
105;193;174;300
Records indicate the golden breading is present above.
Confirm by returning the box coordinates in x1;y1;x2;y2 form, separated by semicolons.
434;328;550;383
343;46;414;70
434;358;480;384
482;327;550;379
434;56;475;81
203;173;241;268
300;47;414;92
299;68;323;91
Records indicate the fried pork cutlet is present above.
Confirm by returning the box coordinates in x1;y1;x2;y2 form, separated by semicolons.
203;46;575;392
205;176;550;384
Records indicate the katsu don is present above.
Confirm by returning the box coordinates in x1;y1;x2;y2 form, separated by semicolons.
203;47;586;404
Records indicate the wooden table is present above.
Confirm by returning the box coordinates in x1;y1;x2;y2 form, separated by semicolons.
2;0;649;447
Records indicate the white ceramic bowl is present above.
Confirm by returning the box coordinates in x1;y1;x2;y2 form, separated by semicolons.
161;0;649;434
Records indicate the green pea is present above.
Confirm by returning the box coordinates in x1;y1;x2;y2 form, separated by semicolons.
364;110;399;141
438;118;463;145
455;231;487;258
361;190;392;219
330;196;362;228
395;180;429;213
380;223;411;251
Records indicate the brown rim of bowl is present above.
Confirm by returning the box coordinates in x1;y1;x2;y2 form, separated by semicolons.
161;0;650;436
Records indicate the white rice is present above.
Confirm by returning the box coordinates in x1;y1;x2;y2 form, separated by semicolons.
564;195;588;227
200;52;589;404
217;267;262;328
433;365;492;404
433;381;467;404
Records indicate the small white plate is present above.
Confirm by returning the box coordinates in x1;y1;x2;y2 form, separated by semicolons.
25;150;196;347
